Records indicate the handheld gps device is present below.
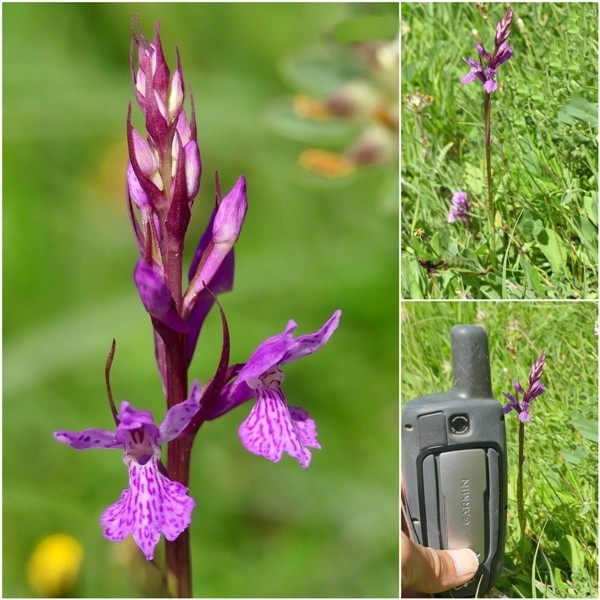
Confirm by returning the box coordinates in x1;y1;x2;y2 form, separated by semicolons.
401;325;507;597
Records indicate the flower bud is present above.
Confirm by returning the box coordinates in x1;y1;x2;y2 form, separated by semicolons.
127;162;150;210
134;259;187;333
131;128;158;176
168;68;185;120
213;176;247;245
184;141;201;199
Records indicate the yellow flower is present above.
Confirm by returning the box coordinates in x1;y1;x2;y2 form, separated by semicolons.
27;534;83;597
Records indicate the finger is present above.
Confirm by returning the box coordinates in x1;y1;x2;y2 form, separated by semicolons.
401;533;479;594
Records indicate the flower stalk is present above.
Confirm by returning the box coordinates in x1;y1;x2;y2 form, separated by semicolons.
503;353;545;566
461;7;513;270
517;419;526;561
483;91;496;269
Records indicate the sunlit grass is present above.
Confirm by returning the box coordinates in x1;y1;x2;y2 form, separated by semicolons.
401;3;598;299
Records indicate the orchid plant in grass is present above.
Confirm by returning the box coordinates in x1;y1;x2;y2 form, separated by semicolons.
53;20;341;597
460;7;513;269
503;353;545;565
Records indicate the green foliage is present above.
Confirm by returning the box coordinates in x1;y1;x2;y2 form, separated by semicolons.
401;3;598;298
4;3;398;597
401;301;598;598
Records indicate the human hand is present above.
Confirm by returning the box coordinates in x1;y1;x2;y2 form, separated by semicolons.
401;532;479;596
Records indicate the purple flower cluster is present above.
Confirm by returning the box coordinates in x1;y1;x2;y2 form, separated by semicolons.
447;189;470;224
503;353;545;422
54;21;341;561
461;8;513;93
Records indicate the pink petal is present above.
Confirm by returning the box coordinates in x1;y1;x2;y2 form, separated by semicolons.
461;71;476;84
484;78;498;93
53;428;119;450
238;388;319;469
100;457;195;560
158;381;202;444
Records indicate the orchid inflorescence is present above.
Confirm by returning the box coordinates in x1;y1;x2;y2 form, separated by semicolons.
461;7;513;94
503;353;546;422
54;20;341;563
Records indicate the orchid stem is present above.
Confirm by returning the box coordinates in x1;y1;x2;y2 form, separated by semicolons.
517;420;526;564
484;91;497;270
164;329;192;596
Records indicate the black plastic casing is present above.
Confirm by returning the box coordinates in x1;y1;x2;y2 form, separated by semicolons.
401;325;507;598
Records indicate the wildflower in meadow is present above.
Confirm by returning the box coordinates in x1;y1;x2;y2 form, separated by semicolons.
461;8;513;93
503;353;545;422
447;189;470;224
503;351;545;565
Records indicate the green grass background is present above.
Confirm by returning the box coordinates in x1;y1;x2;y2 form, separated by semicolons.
402;3;598;299
402;301;598;598
3;3;398;597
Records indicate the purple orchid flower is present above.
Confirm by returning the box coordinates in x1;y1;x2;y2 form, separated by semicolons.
447;189;470;223
53;383;201;560
503;353;546;422
207;310;341;469
461;8;513;93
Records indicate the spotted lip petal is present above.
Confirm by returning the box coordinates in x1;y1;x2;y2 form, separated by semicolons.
100;457;195;560
54;391;202;560
238;387;319;469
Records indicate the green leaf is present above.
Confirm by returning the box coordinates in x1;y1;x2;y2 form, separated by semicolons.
572;417;598;444
464;163;483;196
435;142;454;168
265;99;361;145
333;15;398;44
557;98;598;129
536;228;567;273
562;448;585;465
280;50;361;97
583;194;598;227
558;535;584;573
521;210;534;236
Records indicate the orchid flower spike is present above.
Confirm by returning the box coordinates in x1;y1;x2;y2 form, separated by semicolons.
503;353;545;422
461;8;513;93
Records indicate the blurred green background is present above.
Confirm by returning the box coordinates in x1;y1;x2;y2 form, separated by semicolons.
3;3;398;597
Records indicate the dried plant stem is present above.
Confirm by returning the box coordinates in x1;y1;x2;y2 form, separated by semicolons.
484;92;497;270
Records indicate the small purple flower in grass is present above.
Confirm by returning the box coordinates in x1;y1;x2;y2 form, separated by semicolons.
53;383;201;560
447;189;470;224
208;310;341;469
461;8;513;93
503;353;546;422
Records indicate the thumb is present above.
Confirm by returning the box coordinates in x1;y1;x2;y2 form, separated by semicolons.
401;532;479;594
